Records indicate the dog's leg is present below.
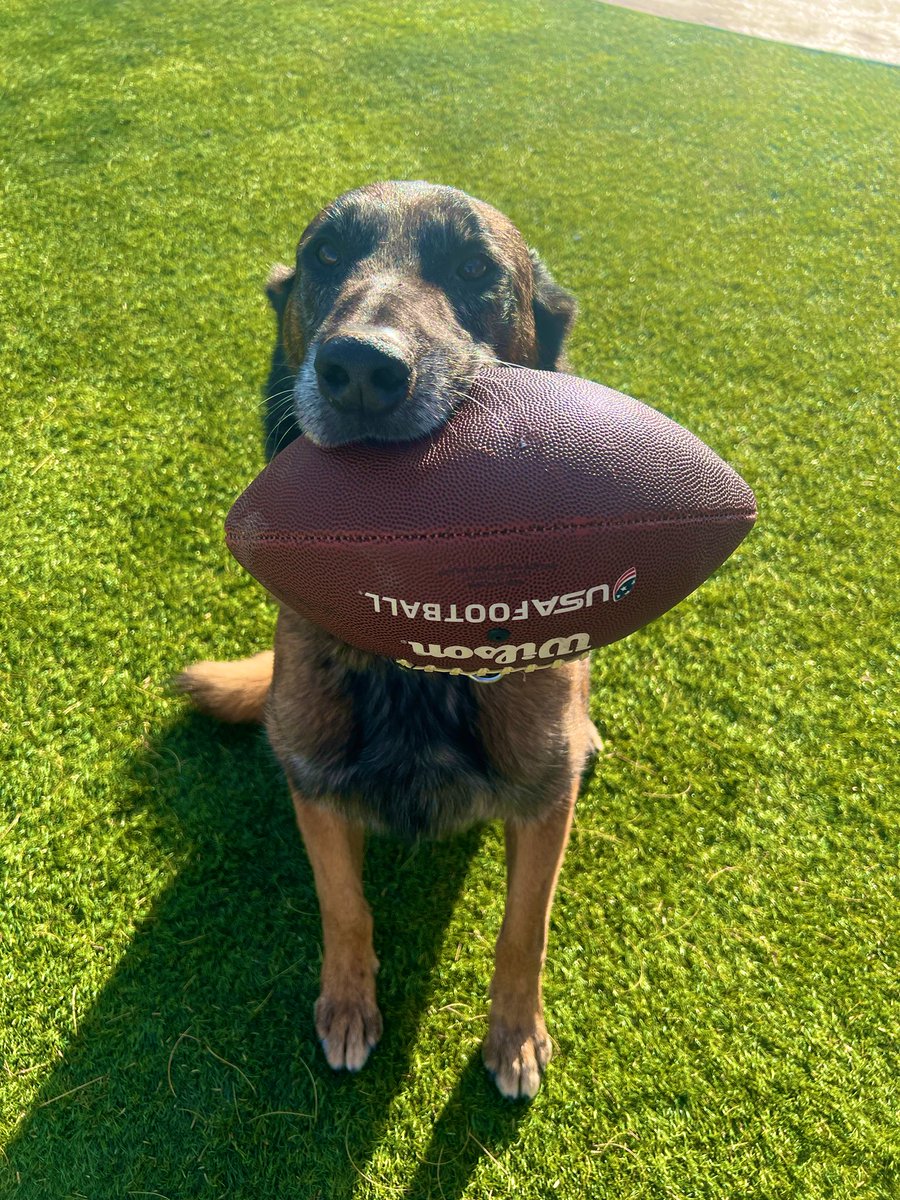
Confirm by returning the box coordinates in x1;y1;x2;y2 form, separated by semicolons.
290;789;382;1071
483;782;577;1099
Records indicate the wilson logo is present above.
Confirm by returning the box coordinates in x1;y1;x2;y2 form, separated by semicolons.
362;571;636;624
402;632;592;667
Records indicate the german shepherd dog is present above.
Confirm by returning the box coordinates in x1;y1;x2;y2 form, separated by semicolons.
179;181;600;1098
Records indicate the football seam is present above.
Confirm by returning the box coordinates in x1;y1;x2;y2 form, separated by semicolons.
225;508;757;545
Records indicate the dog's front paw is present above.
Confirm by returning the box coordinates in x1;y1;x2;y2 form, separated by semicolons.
315;985;382;1072
482;1011;552;1100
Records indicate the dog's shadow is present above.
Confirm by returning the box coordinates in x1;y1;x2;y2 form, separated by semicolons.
4;711;529;1198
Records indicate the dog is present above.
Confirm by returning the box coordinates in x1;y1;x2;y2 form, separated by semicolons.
178;181;600;1099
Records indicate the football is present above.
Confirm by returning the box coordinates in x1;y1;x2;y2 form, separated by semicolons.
225;367;756;678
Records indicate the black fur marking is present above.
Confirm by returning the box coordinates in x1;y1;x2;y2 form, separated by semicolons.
284;661;497;841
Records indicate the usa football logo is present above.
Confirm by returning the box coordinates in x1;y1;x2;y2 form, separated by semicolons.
613;567;637;602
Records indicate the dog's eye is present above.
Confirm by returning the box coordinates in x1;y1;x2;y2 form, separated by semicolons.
316;242;340;267
457;253;491;282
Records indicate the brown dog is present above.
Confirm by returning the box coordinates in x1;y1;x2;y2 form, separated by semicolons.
179;182;600;1098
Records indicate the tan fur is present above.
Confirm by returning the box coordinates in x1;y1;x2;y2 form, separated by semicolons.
483;779;579;1097
290;790;382;1071
174;651;273;724
475;657;596;781
265;607;356;762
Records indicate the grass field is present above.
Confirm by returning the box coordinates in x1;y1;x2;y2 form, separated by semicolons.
1;0;897;1196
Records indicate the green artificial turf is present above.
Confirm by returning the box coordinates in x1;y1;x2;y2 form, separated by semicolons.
1;0;898;1195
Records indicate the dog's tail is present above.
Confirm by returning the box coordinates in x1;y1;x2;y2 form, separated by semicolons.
175;651;274;724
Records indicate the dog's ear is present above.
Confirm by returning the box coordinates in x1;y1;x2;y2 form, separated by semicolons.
529;250;577;369
265;263;296;320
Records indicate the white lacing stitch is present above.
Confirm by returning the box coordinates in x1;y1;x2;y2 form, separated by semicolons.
394;651;591;679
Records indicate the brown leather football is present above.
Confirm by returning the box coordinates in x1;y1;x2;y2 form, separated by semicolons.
225;367;756;678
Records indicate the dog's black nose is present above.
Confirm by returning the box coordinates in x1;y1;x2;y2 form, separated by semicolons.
315;334;414;416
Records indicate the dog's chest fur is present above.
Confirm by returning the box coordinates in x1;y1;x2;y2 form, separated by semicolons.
267;609;587;841
280;662;500;840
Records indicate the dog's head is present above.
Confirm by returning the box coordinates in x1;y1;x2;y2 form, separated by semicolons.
266;181;577;447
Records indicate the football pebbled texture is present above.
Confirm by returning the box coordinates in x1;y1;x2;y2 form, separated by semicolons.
225;367;757;678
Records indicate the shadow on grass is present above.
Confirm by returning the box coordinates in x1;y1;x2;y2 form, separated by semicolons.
3;712;528;1199
401;1050;529;1199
